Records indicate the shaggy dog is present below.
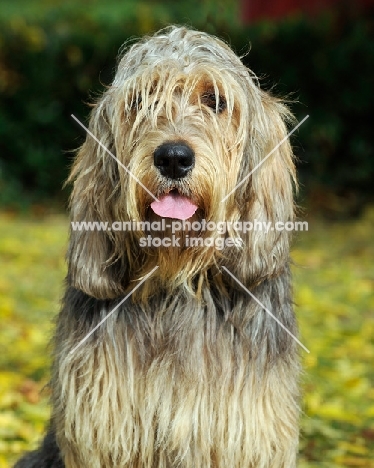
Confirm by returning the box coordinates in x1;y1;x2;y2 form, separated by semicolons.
15;26;300;467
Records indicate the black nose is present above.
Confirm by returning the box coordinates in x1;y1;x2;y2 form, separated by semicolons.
154;142;195;179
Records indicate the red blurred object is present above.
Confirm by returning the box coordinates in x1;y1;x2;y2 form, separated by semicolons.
241;0;374;22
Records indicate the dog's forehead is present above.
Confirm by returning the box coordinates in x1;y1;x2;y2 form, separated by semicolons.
119;27;244;77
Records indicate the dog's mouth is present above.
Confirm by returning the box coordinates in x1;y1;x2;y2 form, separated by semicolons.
150;189;198;220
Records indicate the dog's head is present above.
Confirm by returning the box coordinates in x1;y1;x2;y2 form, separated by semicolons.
68;26;296;299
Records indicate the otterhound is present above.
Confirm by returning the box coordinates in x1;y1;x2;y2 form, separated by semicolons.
16;26;300;467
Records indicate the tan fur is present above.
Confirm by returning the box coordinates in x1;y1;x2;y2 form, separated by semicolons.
53;26;300;467
67;28;295;301
54;291;299;468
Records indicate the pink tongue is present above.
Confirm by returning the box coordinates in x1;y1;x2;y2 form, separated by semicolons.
151;193;198;220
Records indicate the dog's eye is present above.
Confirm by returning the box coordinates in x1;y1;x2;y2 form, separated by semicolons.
202;93;226;113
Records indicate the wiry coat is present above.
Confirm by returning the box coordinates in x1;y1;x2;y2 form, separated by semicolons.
15;26;300;468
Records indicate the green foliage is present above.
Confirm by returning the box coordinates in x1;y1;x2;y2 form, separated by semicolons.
0;3;373;212
0;208;374;466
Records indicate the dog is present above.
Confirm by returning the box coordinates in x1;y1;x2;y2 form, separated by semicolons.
15;26;300;467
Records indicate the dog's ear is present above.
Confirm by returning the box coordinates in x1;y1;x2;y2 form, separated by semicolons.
67;98;129;299
226;92;297;285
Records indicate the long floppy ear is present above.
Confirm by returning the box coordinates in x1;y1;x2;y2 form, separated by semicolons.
226;90;297;285
67;97;130;299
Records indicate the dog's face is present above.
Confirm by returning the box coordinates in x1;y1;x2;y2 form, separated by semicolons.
110;29;253;226
68;27;296;299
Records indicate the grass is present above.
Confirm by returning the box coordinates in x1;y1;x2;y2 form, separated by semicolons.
0;208;373;467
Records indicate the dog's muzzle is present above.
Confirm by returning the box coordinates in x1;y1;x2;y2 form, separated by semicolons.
151;142;198;220
154;142;195;179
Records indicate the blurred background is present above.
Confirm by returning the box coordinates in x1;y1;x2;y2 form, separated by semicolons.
0;1;373;467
